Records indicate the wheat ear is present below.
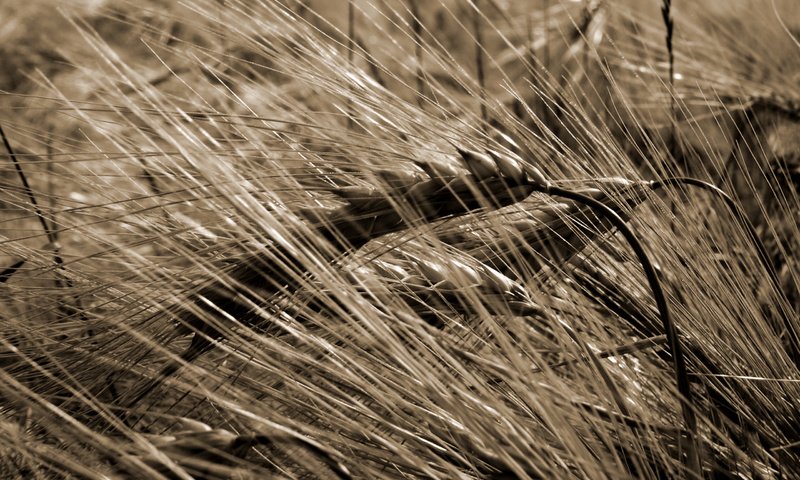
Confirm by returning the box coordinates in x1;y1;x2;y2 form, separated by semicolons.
123;147;538;408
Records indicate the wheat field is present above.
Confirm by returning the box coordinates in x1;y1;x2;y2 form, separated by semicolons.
0;0;799;478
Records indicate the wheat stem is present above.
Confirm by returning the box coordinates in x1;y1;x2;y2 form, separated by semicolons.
540;184;701;474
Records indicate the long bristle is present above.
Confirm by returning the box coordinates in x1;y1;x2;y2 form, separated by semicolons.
1;0;799;478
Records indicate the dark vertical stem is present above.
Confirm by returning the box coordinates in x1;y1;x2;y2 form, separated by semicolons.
660;0;682;236
661;0;677;168
472;0;488;131
543;0;550;71
1;125;88;324
45;132;64;290
2;126;63;274
541;0;554;135
347;0;355;71
525;6;534;86
347;0;356;130
409;0;425;107
46;131;56;229
1;125;53;241
582;1;591;83
518;5;537;128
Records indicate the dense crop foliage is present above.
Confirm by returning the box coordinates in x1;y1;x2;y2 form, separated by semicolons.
1;0;799;478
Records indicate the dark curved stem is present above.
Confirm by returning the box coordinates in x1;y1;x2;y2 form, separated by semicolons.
651;177;789;300
536;184;700;473
651;177;799;361
0;258;26;284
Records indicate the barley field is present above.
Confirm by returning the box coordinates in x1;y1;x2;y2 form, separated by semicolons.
1;0;799;478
